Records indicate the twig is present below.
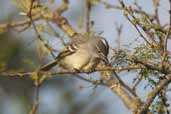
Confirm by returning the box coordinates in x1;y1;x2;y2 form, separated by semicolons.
31;18;56;58
132;73;143;91
129;57;166;74
99;0;154;18
29;78;40;114
115;23;122;50
0;0;75;39
28;1;41;114
153;0;160;24
86;0;91;33
29;101;39;114
46;21;66;46
112;71;138;97
53;13;77;38
119;0;151;45
0;65;143;77
0;14;42;30
26;0;56;59
161;0;171;63
137;75;171;114
74;74;105;86
108;77;138;113
57;0;69;13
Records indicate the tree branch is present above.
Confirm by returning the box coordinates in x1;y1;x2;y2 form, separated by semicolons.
137;74;171;114
0;65;142;77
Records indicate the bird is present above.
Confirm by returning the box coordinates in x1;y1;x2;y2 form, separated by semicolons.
40;33;109;71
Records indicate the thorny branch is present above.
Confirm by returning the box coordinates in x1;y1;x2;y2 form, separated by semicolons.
0;65;143;77
0;64;141;112
119;0;157;46
0;0;72;114
97;0;171;113
137;75;171;114
28;1;42;114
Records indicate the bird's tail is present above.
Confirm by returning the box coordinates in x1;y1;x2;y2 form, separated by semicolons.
40;59;60;71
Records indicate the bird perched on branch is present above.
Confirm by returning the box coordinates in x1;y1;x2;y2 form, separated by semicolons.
40;33;109;71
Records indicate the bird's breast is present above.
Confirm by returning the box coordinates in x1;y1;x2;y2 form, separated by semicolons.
59;50;91;70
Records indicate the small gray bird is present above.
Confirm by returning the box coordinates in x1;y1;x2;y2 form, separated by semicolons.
40;34;109;71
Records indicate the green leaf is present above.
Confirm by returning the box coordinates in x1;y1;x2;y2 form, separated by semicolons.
40;74;47;83
30;70;38;81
